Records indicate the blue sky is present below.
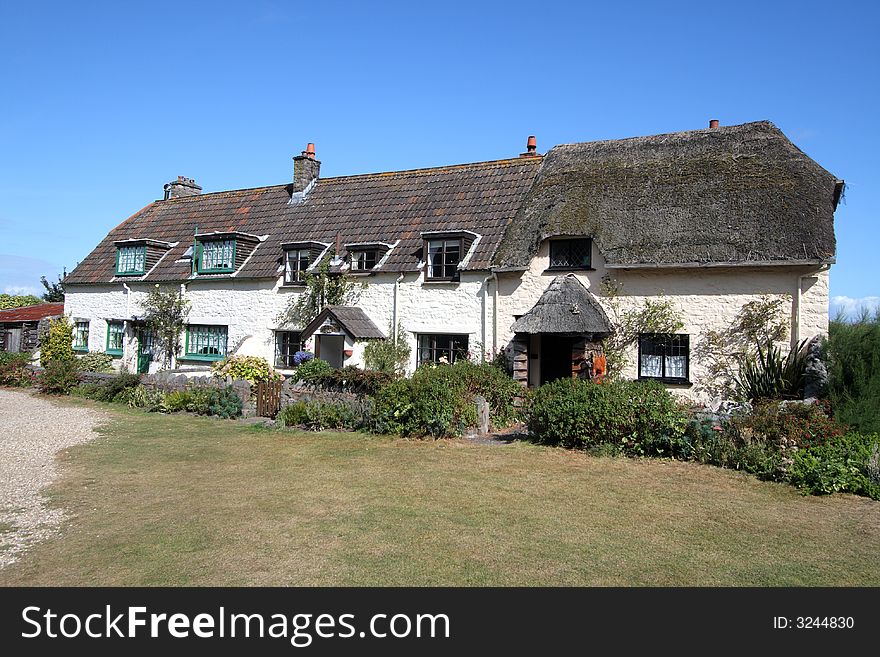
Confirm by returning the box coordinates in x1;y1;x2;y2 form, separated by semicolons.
1;1;877;316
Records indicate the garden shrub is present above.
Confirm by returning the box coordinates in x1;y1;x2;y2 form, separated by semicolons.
70;383;105;400
730;399;845;450
207;386;243;418
77;352;114;373
0;353;34;387
300;365;393;395
370;361;519;438
825;313;880;433
211;355;281;385
734;339;808;401
160;390;192;413
685;418;788;481
118;385;164;410
293;357;333;384
363;323;410;376
37;360;80;394
292;350;314;366
39;317;75;366
100;372;142;402
277;397;371;431
158;386;242;418
789;432;880;500
526;378;688;454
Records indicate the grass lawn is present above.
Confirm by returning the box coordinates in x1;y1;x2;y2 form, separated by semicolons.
2;399;880;586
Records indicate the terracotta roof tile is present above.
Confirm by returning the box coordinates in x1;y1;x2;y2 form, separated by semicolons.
0;302;65;322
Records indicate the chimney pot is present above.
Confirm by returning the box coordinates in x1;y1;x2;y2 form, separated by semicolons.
164;176;202;200
709;119;719;129
520;135;539;158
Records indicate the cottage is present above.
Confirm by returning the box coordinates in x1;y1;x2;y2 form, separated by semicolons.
0;302;64;354
62;121;841;399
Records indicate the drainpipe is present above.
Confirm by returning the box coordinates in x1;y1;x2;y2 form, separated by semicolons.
392;272;404;345
482;275;492;362
491;271;499;355
122;282;132;368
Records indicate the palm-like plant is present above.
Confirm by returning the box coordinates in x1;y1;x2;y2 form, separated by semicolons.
735;339;809;401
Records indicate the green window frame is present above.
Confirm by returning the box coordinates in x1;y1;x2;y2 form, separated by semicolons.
115;245;146;275
106;321;124;356
197;239;236;274
184;325;228;361
73;320;90;352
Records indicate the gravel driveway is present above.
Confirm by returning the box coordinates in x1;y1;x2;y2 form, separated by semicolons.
0;389;105;569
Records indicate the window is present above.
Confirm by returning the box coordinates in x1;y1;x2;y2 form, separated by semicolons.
426;239;461;280
549;238;592;270
106;321;124;356
115;245;146;275
198;239;236;273
185;325;228;360
284;248;311;283
350;250;379;271
418;334;468;365
73;321;89;352
638;334;689;383
275;331;302;368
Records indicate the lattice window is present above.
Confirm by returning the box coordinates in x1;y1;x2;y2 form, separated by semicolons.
417;334;469;365
426;239;461;279
199;240;236;272
549;239;592;269
638;334;689;383
186;325;228;360
116;245;146;275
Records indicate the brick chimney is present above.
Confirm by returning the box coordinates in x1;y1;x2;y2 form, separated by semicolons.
293;143;320;193
520;135;539;158
709;119;719;129
163;176;202;200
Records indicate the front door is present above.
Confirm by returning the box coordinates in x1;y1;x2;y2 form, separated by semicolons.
316;334;344;369
540;335;576;385
6;328;22;353
136;329;154;374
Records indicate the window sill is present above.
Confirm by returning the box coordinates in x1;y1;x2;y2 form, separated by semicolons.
114;271;145;277
279;281;307;288
638;376;692;387
73;347;89;353
180;354;226;362
196;270;235;275
423;278;460;284
106;350;123;357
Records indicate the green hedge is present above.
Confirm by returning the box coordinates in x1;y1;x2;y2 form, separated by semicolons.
790;432;880;499
526;378;688;454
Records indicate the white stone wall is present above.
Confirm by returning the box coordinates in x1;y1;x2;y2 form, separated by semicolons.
64;244;830;398
64;268;494;375
495;241;831;400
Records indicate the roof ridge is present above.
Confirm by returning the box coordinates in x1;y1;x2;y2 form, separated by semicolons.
551;120;777;151
156;156;543;201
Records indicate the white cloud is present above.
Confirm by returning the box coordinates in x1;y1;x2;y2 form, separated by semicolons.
2;284;41;296
830;295;880;319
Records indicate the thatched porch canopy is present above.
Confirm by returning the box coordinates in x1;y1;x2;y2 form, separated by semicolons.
511;275;612;335
493;121;843;269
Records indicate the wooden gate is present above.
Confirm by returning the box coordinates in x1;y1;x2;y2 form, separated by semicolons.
256;380;282;418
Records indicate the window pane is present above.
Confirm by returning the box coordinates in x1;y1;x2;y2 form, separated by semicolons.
666;355;687;379
550;239;591;268
417;334;468;365
117;246;145;274
107;322;124;352
188;325;228;357
640;354;663;378
275;331;301;367
202;240;234;270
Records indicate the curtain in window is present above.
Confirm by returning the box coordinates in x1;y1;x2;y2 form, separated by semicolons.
639;354;663;378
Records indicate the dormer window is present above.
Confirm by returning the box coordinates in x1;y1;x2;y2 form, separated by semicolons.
285;248;311;283
281;241;329;285
351;250;378;271
548;238;592;270
198;239;236;273
426;239;461;280
115;245;146;276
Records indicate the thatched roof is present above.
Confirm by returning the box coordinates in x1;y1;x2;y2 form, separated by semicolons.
511;275;612;335
301;305;385;340
493;121;842;269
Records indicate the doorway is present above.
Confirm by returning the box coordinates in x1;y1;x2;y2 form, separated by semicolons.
136;328;154;374
540;335;575;385
316;334;345;369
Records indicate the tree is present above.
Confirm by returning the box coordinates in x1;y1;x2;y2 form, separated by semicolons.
143;286;191;369
39;316;75;366
277;252;364;327
0;293;42;309
599;277;684;378
40;273;65;302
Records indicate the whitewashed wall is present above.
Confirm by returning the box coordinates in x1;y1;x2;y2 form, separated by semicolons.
495;240;830;400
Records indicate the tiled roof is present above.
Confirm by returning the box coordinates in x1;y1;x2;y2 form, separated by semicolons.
301;306;386;340
65;157;542;285
0;302;64;323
